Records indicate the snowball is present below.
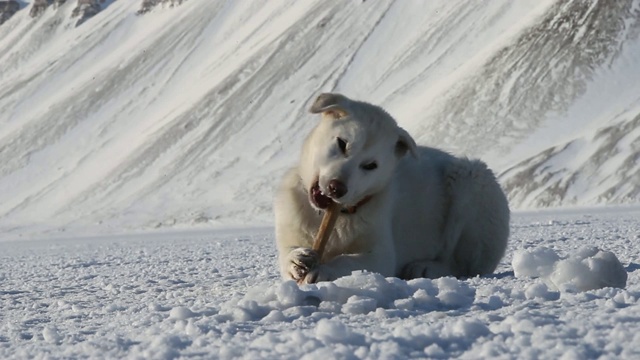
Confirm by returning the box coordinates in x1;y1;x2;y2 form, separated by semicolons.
368;340;404;359
513;246;627;292
511;319;536;334
169;306;197;320
275;281;304;307
149;303;170;312
549;248;627;291
450;319;491;338
143;335;184;359
484;295;504;310
424;343;446;357
333;271;406;307
512;247;560;278
393;298;415;310
342;295;377;315
315;319;363;345
42;326;62;344
411;288;439;310
559;348;585;360
549;258;590;291
435;277;475;308
261;310;286;322
524;282;558;301
438;290;474;308
318;301;342;313
185;320;201;336
584;249;628;289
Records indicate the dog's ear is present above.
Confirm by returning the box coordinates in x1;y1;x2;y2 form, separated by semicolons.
396;127;418;158
309;93;349;119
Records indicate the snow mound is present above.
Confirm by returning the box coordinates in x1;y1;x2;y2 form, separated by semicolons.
513;246;627;291
215;271;476;323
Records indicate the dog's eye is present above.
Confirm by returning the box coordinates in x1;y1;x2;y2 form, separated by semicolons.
361;161;378;171
336;137;347;155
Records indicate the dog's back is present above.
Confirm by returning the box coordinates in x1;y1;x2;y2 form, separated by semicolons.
391;146;510;278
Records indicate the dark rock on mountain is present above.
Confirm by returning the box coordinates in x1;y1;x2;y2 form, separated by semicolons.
71;0;102;26
30;0;49;17
138;0;185;15
0;1;20;26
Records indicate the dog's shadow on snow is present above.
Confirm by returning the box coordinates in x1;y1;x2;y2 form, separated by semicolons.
483;271;515;280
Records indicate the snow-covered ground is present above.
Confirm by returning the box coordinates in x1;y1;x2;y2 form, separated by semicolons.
2;206;638;359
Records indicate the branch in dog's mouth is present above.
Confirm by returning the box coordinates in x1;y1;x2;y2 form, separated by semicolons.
310;181;333;209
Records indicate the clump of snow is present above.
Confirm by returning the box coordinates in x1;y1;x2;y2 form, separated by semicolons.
512;246;560;278
513;246;627;291
42;326;62;344
216;271;476;322
342;295;378;315
525;282;559;301
169;306;198;320
449;319;491;339
315;319;364;345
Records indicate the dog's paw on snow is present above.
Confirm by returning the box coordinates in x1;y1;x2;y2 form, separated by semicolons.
512;246;627;291
286;248;320;281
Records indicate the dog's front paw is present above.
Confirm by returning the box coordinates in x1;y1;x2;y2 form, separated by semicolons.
303;265;334;284
286;248;319;282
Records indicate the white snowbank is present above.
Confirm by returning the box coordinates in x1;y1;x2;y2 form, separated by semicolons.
512;246;627;291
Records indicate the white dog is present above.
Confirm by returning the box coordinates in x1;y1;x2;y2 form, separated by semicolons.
275;93;510;284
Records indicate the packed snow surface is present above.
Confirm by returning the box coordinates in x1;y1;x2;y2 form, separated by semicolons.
1;206;639;359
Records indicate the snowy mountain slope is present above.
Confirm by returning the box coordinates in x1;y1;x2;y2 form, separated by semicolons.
493;0;640;208
501;106;640;207
0;0;639;237
415;0;640;156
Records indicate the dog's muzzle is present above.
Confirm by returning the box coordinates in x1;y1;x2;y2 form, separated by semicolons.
309;179;370;214
310;181;334;209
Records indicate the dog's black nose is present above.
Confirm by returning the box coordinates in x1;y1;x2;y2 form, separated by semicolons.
327;179;348;198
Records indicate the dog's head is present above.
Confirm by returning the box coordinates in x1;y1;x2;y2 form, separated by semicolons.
299;93;418;211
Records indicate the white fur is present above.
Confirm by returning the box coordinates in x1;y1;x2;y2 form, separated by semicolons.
275;93;510;283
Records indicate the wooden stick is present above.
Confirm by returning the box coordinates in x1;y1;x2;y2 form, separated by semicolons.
296;203;339;284
312;202;340;262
